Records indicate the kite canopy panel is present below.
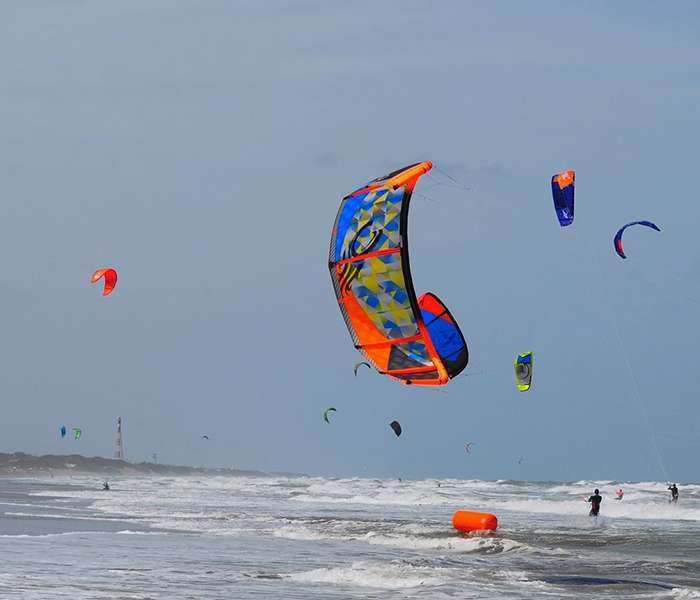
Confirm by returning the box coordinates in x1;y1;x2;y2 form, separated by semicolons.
613;220;660;259
551;171;575;226
418;292;468;379
514;351;533;392
328;161;468;386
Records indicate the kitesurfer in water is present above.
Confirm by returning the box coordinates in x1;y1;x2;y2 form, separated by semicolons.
586;489;602;516
668;483;678;503
616;489;624;500
103;482;110;491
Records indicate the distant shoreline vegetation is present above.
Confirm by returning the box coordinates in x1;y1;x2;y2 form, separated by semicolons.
0;452;305;478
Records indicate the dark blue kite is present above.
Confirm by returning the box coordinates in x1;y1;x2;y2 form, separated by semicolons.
551;170;575;227
614;221;660;259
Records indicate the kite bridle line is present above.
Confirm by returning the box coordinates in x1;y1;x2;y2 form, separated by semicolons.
430;166;476;193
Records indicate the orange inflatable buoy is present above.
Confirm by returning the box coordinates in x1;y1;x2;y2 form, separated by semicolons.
452;510;498;532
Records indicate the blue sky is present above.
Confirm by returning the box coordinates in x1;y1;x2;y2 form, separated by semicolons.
1;1;699;483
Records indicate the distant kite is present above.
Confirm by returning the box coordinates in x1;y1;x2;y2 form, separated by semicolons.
60;426;66;439
465;443;475;453
73;428;82;439
514;351;533;392
389;420;402;437
201;435;209;441
353;362;371;377
323;407;337;423
613;221;660;259
551;170;575;226
91;268;118;296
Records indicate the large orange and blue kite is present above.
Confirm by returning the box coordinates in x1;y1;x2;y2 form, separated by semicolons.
551;170;575;226
328;162;468;386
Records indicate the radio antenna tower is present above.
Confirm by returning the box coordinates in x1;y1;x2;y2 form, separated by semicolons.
114;417;124;460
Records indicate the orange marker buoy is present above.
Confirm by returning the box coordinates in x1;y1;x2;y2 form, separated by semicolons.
452;510;498;532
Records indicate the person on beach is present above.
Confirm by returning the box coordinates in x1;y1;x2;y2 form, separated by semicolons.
586;489;602;516
616;489;624;500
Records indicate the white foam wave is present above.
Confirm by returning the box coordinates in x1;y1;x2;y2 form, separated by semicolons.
0;531;82;539
0;529;156;539
274;524;332;542
672;588;700;599
363;530;529;554
287;560;444;589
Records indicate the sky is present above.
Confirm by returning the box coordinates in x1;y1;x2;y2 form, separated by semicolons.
1;1;699;483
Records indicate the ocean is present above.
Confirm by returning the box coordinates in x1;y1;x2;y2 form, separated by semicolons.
0;475;698;598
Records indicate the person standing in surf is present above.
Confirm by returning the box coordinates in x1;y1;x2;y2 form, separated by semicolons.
586;489;602;516
616;489;624;500
668;483;679;503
